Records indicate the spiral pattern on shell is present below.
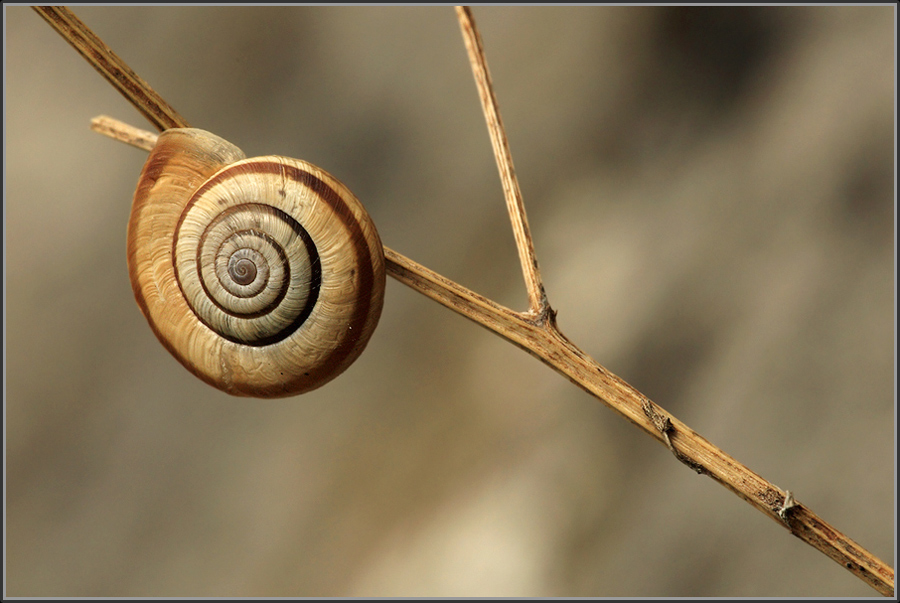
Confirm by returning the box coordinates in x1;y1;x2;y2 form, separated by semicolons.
128;128;385;398
174;169;322;347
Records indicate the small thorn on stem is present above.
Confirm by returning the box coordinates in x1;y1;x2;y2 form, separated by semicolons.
642;399;706;475
779;490;798;523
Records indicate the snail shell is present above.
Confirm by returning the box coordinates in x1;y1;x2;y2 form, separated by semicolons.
127;128;385;398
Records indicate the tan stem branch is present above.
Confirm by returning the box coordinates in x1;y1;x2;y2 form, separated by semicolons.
40;5;893;597
33;5;189;131
456;6;547;316
90;115;158;151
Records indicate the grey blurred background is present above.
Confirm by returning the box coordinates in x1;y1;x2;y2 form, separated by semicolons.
5;5;894;597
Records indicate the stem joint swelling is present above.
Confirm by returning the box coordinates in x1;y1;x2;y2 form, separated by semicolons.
523;287;555;329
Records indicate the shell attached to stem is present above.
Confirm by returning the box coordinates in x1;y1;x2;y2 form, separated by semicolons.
128;128;385;397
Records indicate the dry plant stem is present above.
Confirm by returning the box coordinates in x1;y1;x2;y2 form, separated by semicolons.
33;6;189;131
385;247;895;598
90;115;157;152
456;6;547;315
39;5;893;597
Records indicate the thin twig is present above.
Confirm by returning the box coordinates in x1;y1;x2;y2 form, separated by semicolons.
38;5;894;597
90;115;157;151
33;5;188;131
456;6;547;316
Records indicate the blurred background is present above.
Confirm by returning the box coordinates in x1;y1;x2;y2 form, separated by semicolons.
5;6;894;597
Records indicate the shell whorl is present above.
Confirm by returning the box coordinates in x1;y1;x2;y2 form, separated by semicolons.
128;128;385;398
